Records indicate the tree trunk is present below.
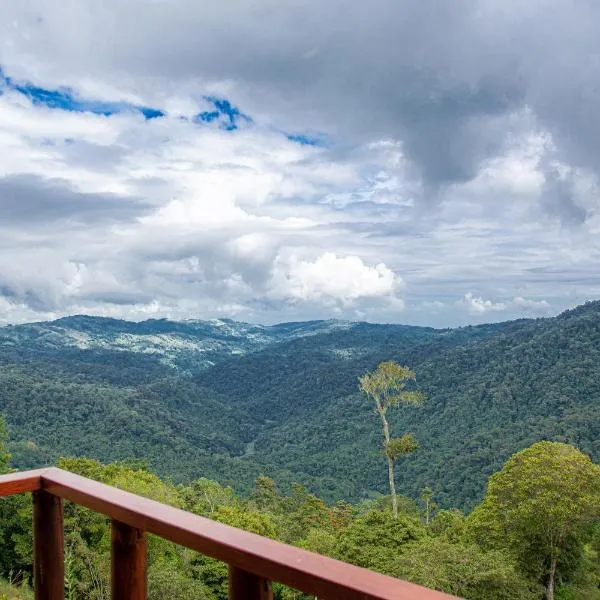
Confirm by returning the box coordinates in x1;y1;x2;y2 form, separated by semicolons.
387;455;398;519
377;405;398;519
546;556;557;600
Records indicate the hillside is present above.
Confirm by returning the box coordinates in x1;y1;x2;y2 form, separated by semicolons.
222;305;600;508
0;315;354;370
1;303;599;508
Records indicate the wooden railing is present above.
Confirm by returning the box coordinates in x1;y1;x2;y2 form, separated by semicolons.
0;468;459;600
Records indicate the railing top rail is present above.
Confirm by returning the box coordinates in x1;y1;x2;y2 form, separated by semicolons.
0;468;459;600
0;468;46;497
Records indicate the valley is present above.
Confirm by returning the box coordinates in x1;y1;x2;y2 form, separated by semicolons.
2;301;599;510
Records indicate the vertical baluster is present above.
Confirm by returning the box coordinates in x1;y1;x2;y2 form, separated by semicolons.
111;520;147;600
229;565;273;600
33;490;64;600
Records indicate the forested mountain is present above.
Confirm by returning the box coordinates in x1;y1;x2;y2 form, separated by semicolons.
1;301;600;509
0;315;355;369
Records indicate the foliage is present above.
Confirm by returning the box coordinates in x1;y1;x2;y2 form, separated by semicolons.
5;303;600;509
197;300;600;508
419;487;436;525
391;538;540;600
334;510;424;571
0;578;33;600
359;362;424;517
467;442;600;599
148;560;215;600
0;421;29;577
4;306;600;597
0;441;599;600
358;362;425;409
386;434;419;460
428;509;465;542
0;419;11;475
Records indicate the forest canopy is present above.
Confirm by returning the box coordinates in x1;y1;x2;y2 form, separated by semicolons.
0;424;598;600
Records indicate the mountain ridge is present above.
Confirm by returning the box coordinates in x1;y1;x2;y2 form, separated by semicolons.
0;314;357;369
0;301;599;508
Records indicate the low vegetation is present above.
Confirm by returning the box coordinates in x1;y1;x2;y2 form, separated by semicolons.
1;422;599;599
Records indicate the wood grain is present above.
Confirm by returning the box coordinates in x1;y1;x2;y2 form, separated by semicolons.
0;468;47;497
229;565;273;600
112;520;147;600
40;468;457;600
33;490;64;600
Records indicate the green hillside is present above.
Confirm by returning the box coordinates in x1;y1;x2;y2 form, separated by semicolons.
197;303;600;508
1;302;600;509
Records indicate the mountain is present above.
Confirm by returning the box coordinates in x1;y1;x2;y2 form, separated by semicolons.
0;315;354;369
198;302;600;509
1;302;600;509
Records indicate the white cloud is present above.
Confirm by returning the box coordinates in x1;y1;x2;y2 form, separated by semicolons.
0;297;58;325
513;296;552;312
422;300;444;309
464;293;507;315
274;253;400;305
462;294;554;318
1;2;600;326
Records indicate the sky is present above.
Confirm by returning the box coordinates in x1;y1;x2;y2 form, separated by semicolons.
1;1;600;328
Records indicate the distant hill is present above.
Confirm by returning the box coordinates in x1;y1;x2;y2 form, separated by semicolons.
0;315;354;369
1;302;600;509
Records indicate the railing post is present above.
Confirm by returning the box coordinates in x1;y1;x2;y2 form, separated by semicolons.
229;565;273;600
33;490;64;600
112;520;147;600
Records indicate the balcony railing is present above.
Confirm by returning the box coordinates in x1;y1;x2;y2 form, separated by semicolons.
0;467;459;600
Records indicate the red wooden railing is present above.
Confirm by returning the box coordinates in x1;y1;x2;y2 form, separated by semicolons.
0;468;460;600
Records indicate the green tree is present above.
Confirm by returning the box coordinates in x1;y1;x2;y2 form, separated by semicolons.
358;362;424;518
467;442;600;600
335;509;424;572
420;487;435;526
391;537;540;600
0;418;11;475
0;419;31;580
148;560;214;600
0;578;33;600
179;478;237;517
280;484;332;544
429;509;466;542
249;476;282;513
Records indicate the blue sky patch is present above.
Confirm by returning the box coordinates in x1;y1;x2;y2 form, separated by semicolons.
137;106;165;119
194;96;252;131
0;67;327;148
0;66;165;119
286;133;324;147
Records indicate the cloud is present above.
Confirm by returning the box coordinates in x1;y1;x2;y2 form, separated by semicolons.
463;294;553;317
512;296;551;312
1;2;600;326
538;160;596;227
464;293;507;315
0;1;566;185
0;174;151;225
0;296;57;325
273;252;400;305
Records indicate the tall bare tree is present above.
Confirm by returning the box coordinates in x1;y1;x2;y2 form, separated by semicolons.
359;361;424;518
